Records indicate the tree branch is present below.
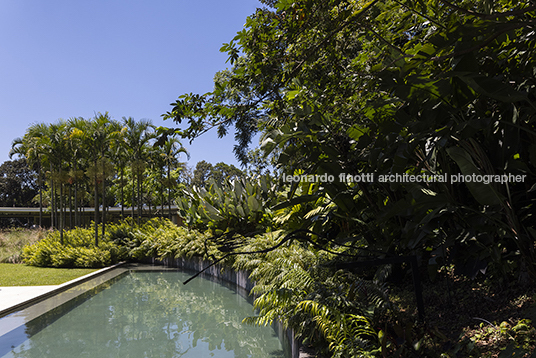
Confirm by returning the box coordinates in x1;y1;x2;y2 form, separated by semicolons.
391;0;447;29
440;0;536;19
183;228;394;285
431;23;525;61
286;0;380;83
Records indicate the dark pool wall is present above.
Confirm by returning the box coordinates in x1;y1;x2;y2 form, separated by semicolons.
143;256;312;358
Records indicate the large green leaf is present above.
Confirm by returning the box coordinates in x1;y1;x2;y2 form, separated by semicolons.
248;196;260;212
456;74;528;103
271;194;319;211
203;202;222;220
234;180;244;200
446;146;503;206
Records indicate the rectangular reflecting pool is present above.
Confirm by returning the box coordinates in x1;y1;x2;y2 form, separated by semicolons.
0;265;289;358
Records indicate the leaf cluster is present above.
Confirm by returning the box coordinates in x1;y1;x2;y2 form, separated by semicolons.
176;174;278;236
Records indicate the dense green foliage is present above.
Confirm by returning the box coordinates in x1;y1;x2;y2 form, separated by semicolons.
165;0;536;281
159;0;536;355
22;223;126;268
192;160;245;187
234;232;388;357
176;174;278;235
10;115;188;243
21;219;212;268
123;218;212;261
0;159;38;209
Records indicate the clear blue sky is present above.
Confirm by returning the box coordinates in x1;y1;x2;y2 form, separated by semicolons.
0;0;262;169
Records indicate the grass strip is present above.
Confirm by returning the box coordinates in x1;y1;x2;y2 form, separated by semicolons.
0;263;98;286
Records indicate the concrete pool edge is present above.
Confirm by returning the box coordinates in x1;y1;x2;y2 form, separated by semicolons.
0;261;127;319
1;259;316;358
144;256;316;358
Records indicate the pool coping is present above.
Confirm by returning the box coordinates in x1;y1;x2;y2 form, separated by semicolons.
0;262;127;319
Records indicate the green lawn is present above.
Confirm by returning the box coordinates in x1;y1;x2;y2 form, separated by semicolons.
0;263;99;286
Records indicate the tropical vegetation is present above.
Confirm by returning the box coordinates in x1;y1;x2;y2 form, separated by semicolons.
5;0;536;356
9;114;188;242
160;0;536;355
164;0;536;284
0;159;38;209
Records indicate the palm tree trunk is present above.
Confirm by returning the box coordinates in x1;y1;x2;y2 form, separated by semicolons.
52;181;56;229
168;165;172;220
74;181;78;227
120;166;125;220
94;159;99;247
50;164;55;229
101;159;106;238
69;184;72;229
38;165;43;227
137;173;142;224
60;181;64;245
74;161;78;227
161;185;165;219
131;171;136;223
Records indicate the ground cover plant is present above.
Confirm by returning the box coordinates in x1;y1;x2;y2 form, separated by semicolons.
0;228;45;263
20;218;208;268
22;223;126;268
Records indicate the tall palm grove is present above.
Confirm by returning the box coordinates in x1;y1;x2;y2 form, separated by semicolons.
9;113;188;245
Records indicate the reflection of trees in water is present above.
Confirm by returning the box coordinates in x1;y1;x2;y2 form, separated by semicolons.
8;271;285;358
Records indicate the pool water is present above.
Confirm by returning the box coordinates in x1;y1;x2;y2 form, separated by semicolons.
0;270;288;358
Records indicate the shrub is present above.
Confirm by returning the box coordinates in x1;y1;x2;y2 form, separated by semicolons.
233;231;387;356
21;218;212;268
22;223;127;268
127;218;213;261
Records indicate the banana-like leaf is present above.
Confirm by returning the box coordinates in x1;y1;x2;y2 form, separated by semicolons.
446;146;503;206
456;73;528;103
271;194;319;211
248;195;260;212
203;202;223;220
233;179;243;200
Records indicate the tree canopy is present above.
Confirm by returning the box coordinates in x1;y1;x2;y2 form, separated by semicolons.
192;160;244;187
164;0;536;281
0;159;38;207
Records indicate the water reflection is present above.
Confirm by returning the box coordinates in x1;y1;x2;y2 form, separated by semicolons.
2;271;286;358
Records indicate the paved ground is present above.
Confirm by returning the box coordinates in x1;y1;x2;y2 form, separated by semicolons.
0;285;60;312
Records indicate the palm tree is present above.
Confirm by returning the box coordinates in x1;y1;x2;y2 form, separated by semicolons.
100;118;120;237
146;145;165;218
159;138;189;220
9;123;50;228
121;117;155;224
72;113;117;246
110;129;130;220
47;120;70;244
67;117;89;228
